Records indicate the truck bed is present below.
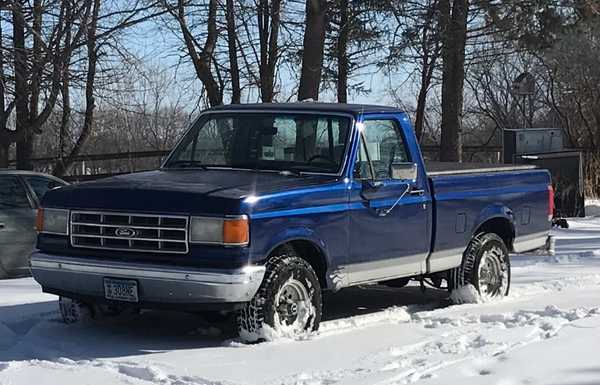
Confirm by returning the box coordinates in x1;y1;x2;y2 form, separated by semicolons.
426;161;537;176
425;164;551;273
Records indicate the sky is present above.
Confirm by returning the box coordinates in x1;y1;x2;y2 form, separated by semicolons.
116;13;417;115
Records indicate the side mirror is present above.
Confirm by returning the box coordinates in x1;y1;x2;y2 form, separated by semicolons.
390;162;418;181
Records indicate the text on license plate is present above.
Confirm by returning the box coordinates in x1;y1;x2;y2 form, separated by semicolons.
104;278;139;302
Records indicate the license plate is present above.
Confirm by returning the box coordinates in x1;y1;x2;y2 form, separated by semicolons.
104;278;139;303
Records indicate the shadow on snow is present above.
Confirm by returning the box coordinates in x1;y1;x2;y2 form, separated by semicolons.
0;284;449;363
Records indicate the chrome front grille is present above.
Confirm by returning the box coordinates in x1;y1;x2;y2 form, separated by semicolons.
70;211;189;254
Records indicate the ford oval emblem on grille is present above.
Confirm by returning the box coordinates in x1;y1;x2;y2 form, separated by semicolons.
115;227;137;238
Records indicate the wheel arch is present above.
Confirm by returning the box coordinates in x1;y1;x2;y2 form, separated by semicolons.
473;215;516;252
264;236;330;290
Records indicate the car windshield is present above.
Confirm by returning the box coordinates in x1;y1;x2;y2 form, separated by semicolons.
164;113;352;174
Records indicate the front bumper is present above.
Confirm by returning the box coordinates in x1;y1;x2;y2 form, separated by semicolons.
30;252;265;307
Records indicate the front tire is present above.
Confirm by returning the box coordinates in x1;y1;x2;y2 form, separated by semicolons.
449;233;511;300
237;247;322;342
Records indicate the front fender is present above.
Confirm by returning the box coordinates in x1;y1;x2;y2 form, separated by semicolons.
260;226;331;264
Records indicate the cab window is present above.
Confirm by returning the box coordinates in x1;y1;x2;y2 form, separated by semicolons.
0;176;32;209
356;119;411;180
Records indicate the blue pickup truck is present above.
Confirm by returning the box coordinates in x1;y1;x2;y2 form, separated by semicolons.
30;103;552;341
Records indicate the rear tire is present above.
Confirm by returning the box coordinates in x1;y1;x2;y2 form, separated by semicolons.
59;297;93;324
449;233;511;299
237;247;322;342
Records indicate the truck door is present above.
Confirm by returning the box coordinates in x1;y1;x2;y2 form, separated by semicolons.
347;116;431;284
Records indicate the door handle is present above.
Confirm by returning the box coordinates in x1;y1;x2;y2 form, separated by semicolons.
409;189;425;196
375;184;412;217
0;223;5;230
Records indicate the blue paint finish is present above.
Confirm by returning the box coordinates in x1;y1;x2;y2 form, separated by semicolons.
37;104;552;294
346;113;432;277
429;169;551;255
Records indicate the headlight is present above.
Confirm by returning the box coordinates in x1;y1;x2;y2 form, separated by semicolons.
190;215;249;246
36;208;69;235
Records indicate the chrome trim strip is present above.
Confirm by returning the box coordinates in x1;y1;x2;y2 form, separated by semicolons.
343;253;427;286
72;234;187;243
30;254;265;285
70;210;189;254
70;210;189;220
427;248;465;273
513;230;550;253
71;222;186;232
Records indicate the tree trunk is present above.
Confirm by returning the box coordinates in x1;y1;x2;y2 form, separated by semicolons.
257;0;280;102
439;0;469;162
298;0;327;101
414;3;439;143
0;142;8;168
225;0;241;104
337;0;348;103
16;137;33;170
16;0;43;172
13;1;32;170
175;0;222;107
0;17;11;167
414;85;428;143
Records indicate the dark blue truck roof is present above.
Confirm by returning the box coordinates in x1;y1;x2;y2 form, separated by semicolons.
208;102;403;116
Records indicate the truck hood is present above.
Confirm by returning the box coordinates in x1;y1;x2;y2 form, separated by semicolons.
42;169;336;215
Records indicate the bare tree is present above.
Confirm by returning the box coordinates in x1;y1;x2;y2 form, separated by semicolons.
53;0;101;177
298;0;327;101
162;0;223;107
0;0;85;169
439;0;469;162
225;0;241;103
257;0;281;102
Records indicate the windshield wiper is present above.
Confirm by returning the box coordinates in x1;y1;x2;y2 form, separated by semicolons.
284;165;328;176
167;160;208;170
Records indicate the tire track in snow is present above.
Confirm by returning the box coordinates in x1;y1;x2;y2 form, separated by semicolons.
0;358;243;385
373;306;600;385
271;305;600;385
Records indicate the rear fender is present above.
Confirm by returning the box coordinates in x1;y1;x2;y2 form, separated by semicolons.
471;204;516;245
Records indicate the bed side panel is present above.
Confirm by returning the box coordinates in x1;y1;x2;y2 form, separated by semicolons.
428;169;551;273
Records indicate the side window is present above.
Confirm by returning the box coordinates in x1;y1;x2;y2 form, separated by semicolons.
0;176;32;209
353;137;373;179
23;176;65;201
362;119;410;179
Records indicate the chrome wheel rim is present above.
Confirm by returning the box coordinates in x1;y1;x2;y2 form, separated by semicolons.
478;246;507;298
274;278;312;332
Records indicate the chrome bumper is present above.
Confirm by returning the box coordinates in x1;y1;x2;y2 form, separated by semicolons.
30;252;265;304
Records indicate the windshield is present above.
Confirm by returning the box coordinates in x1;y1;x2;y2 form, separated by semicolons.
164;113;352;174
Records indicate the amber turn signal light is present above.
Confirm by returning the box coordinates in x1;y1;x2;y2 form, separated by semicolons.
35;208;44;232
223;217;249;245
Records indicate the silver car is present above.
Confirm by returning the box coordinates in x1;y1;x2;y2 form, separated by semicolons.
0;170;67;278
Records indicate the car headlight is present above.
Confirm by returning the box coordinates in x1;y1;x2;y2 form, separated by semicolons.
36;208;69;235
189;215;249;246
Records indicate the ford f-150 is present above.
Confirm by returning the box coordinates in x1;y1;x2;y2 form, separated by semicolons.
30;103;553;341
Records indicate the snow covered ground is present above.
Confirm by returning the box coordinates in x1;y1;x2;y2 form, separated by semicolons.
2;214;600;385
